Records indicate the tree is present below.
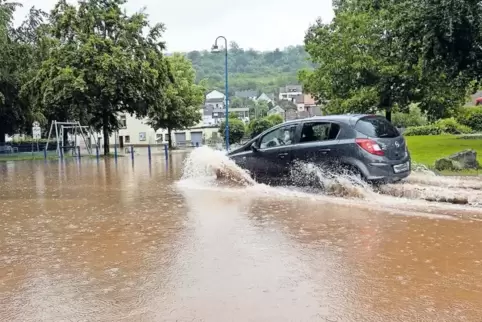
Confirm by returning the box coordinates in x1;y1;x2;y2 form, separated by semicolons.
218;116;245;145
147;53;204;148
26;0;169;154
394;0;482;83
392;0;481;118
248;118;272;138
248;114;283;138
251;100;269;119
0;1;41;142
266;113;283;125
300;1;419;121
230;96;243;109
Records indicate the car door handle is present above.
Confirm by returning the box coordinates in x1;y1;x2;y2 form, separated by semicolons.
318;149;331;154
278;152;289;158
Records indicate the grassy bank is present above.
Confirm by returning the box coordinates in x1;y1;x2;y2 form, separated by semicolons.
405;135;482;175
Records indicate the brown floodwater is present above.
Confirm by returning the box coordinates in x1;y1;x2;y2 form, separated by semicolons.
1;149;482;321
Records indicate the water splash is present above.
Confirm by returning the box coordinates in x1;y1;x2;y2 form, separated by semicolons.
181;146;255;186
178;147;482;211
289;161;371;198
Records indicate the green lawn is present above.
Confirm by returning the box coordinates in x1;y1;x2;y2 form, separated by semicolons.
0;153;123;162
405;135;482;174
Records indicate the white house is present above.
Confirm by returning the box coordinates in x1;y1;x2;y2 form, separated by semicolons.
206;90;225;101
279;85;302;101
108;110;219;148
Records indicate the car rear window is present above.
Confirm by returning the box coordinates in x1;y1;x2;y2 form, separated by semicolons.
355;116;399;138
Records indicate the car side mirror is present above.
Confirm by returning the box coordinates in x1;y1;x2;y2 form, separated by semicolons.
250;142;259;152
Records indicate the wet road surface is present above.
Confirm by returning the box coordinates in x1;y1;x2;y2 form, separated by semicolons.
1;151;482;321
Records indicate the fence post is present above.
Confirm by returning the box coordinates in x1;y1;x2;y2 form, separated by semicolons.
96;145;99;161
77;146;81;160
164;144;168;160
114;135;118;160
44;148;47;160
147;144;151;162
130;145;134;161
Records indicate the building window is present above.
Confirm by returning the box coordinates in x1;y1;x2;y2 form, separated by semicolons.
156;133;163;141
119;114;127;129
213;112;218;117
125;135;130;143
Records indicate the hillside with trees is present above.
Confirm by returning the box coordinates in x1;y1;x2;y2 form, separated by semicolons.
186;43;313;94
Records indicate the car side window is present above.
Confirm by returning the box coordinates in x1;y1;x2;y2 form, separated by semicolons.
299;122;340;143
259;124;298;149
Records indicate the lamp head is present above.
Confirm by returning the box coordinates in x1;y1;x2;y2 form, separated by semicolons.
211;44;220;53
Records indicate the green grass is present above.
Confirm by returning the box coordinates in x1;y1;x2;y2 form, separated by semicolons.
0;152;124;162
0;155;66;161
406;135;482;175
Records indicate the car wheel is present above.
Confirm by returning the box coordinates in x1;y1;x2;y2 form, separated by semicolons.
340;165;365;185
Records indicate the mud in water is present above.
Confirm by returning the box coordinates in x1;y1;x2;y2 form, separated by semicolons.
1;148;482;321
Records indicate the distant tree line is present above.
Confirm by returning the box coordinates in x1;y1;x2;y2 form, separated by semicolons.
186;43;313;95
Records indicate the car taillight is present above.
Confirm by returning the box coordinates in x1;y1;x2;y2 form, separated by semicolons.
356;138;384;156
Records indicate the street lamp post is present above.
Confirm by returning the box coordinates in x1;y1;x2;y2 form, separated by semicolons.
211;36;229;151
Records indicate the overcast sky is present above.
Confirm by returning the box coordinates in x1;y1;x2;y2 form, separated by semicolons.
13;0;333;52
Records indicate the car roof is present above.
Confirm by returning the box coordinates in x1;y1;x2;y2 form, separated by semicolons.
283;114;372;125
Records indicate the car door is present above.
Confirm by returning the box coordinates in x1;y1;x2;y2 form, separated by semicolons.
251;123;299;183
291;121;341;169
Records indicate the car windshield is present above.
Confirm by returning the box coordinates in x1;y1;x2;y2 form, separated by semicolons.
355;116;399;138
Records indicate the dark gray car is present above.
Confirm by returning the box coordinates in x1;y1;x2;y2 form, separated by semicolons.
227;114;411;185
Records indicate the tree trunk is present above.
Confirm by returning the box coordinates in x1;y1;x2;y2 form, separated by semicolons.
103;121;110;155
385;108;392;122
167;126;172;149
0;123;5;144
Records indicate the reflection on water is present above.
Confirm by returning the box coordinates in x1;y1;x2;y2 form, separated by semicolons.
0;151;482;321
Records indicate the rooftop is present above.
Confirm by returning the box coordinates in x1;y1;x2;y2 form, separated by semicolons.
235;90;258;98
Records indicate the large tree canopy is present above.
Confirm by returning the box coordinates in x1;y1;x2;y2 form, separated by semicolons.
300;0;480;121
300;0;420;121
0;1;46;142
147;53;205;148
25;0;169;153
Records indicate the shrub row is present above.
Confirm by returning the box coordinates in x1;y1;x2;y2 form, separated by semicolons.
403;118;473;136
456;107;482;132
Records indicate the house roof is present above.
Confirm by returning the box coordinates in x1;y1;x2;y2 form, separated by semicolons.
257;93;272;101
235;90;257;98
268;105;284;114
206;89;225;96
279;85;302;93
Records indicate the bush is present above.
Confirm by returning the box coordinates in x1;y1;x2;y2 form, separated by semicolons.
403;125;442;136
456;107;482;132
391;105;428;128
265;114;284;125
434;118;472;134
248;118;273;138
218;118;246;145
248;114;285;138
404;118;472;136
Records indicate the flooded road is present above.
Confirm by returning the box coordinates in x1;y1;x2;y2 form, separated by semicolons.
1;150;482;321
